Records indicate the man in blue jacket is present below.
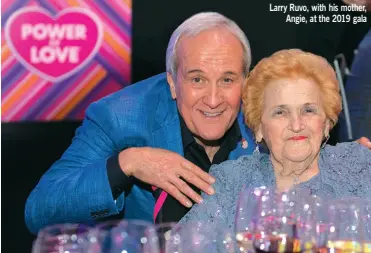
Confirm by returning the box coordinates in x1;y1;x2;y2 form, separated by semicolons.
25;12;256;234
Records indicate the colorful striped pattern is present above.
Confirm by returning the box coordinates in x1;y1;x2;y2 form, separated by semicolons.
1;0;131;121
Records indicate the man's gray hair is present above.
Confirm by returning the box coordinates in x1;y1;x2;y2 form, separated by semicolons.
166;12;252;79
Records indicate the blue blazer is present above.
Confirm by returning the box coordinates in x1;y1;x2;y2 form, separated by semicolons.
24;73;256;234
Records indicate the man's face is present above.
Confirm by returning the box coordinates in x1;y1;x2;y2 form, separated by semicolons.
167;28;245;144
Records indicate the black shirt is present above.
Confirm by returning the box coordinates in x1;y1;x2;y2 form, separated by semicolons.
154;113;242;223
106;113;242;223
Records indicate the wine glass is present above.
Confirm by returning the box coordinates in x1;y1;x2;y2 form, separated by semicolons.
322;197;365;253
152;223;177;253
32;223;92;253
162;221;235;253
235;186;312;253
362;198;371;253
307;194;328;251
235;186;271;253
104;220;158;253
86;220;124;253
252;188;316;253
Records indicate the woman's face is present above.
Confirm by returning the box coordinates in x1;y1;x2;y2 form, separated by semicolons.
256;78;330;165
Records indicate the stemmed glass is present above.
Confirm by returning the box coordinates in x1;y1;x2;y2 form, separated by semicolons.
235;186;315;253
32;223;92;253
319;198;365;253
96;220;158;253
253;189;316;253
86;220;125;253
235;186;269;253
159;221;235;253
363;199;371;253
152;223;177;253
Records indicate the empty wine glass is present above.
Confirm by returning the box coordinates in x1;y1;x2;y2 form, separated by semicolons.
162;221;235;253
307;194;328;251
103;220;158;253
235;186;271;253
32;223;92;253
86;220;124;253
152;223;177;253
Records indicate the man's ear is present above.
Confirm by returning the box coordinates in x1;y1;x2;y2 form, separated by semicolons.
166;72;177;99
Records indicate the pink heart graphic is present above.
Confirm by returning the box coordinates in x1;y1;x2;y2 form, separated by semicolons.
5;7;103;82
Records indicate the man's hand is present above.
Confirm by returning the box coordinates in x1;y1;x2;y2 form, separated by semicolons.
355;137;371;149
119;147;216;208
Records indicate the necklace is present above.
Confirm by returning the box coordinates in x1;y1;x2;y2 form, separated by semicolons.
279;167;309;188
292;174;300;187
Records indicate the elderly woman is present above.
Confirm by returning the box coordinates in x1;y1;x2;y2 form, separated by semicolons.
179;49;371;229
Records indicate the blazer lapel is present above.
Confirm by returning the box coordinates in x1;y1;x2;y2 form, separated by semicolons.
151;85;183;223
152;85;184;156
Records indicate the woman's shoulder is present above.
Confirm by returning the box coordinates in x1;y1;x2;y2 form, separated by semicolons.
209;154;259;176
209;153;272;190
322;142;370;169
320;142;371;197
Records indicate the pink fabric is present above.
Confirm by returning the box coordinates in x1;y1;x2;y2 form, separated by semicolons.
153;190;168;222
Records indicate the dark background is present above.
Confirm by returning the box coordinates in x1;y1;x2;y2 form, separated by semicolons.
2;0;370;252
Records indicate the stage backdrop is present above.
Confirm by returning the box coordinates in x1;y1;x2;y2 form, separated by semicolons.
1;0;131;121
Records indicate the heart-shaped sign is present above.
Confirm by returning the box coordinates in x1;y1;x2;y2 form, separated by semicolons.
5;7;103;82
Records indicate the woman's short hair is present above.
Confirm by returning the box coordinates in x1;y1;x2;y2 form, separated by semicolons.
242;49;342;134
166;12;251;79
